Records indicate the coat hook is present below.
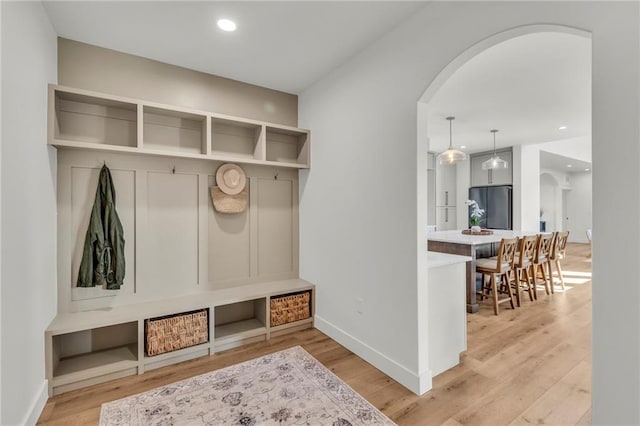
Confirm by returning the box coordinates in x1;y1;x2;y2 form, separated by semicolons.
274;172;279;180
172;166;176;175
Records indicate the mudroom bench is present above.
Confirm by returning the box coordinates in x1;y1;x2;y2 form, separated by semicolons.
45;279;315;396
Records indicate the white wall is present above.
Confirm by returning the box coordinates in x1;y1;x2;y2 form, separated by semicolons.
299;2;640;422
540;173;559;231
0;3;3;420
566;172;593;244
456;158;470;228
1;2;57;424
513;144;541;232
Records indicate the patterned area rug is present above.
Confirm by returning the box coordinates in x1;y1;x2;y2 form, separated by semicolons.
100;345;395;425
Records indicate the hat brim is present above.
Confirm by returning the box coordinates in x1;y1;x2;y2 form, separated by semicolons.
216;163;246;195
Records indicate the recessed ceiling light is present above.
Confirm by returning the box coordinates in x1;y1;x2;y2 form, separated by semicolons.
585;168;591;172
567;164;573;168
559;126;568;130
460;145;467;149
217;19;236;32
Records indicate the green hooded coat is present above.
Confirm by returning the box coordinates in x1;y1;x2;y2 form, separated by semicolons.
77;165;126;289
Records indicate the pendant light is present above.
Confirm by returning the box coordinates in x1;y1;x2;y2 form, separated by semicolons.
481;129;508;170
437;116;467;165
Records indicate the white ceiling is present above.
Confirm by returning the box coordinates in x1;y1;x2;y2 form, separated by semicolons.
42;2;591;174
42;1;426;94
427;32;592;156
540;150;591;174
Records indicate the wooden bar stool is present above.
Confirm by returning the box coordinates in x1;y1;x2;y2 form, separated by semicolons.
476;237;519;315
532;233;555;298
550;231;570;291
512;234;537;307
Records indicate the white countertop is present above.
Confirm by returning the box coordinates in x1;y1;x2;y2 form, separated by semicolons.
428;251;472;268
427;229;538;245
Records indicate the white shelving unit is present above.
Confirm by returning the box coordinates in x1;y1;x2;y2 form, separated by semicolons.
48;85;310;169
45;279;314;396
46;84;314;397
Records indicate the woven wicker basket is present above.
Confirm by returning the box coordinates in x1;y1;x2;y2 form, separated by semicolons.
270;291;311;327
145;309;209;356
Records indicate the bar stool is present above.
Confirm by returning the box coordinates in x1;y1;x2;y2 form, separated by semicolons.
550;231;570;291
512;234;537;307
476;237;519;315
532;233;555;298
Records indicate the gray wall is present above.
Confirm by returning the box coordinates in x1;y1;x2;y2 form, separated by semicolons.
58;38;298;127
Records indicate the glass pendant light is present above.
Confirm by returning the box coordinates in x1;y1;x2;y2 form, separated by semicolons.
437;116;467;165
481;129;508;170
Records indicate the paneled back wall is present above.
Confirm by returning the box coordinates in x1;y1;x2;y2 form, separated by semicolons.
58;38;298;127
57;149;299;313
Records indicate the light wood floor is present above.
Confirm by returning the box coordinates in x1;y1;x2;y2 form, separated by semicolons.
38;243;592;425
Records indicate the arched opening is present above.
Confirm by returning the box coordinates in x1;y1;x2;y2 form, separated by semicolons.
417;24;592;397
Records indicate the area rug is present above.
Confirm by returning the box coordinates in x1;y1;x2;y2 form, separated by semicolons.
100;345;395;425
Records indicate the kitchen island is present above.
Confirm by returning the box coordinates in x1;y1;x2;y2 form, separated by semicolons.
428;229;536;313
427;251;471;376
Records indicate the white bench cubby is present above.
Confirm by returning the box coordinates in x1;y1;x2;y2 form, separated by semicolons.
45;279;314;396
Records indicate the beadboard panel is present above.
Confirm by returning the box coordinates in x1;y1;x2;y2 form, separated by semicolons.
143;171;200;296
207;175;251;284
57;149;299;313
257;178;294;276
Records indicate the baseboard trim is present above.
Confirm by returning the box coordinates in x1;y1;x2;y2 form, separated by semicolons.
23;380;48;426
314;315;431;395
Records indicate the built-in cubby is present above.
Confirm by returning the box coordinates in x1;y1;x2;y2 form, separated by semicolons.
48;85;310;168
265;125;310;166
143;106;207;155
214;299;267;351
45;280;314;396
52;89;138;148
48;322;138;394
211;117;264;160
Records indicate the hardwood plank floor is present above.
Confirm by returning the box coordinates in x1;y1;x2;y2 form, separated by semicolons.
38;243;591;425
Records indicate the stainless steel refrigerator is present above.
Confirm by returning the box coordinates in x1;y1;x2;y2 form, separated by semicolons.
468;185;512;230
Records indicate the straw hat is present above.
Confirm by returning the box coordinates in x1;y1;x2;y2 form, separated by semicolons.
216;163;246;195
210;186;248;214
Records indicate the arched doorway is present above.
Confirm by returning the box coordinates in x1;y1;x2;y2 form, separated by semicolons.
417;24;592;407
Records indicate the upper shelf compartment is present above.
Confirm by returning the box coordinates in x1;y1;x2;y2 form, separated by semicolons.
51;88;138;149
266;126;310;167
48;85;310;169
211;116;263;161
143;106;207;155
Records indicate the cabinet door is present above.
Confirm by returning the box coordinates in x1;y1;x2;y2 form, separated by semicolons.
436;206;457;230
427;152;436;171
435;162;456;206
427;169;436;225
489;150;513;185
470;154;491;186
471;151;512;186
